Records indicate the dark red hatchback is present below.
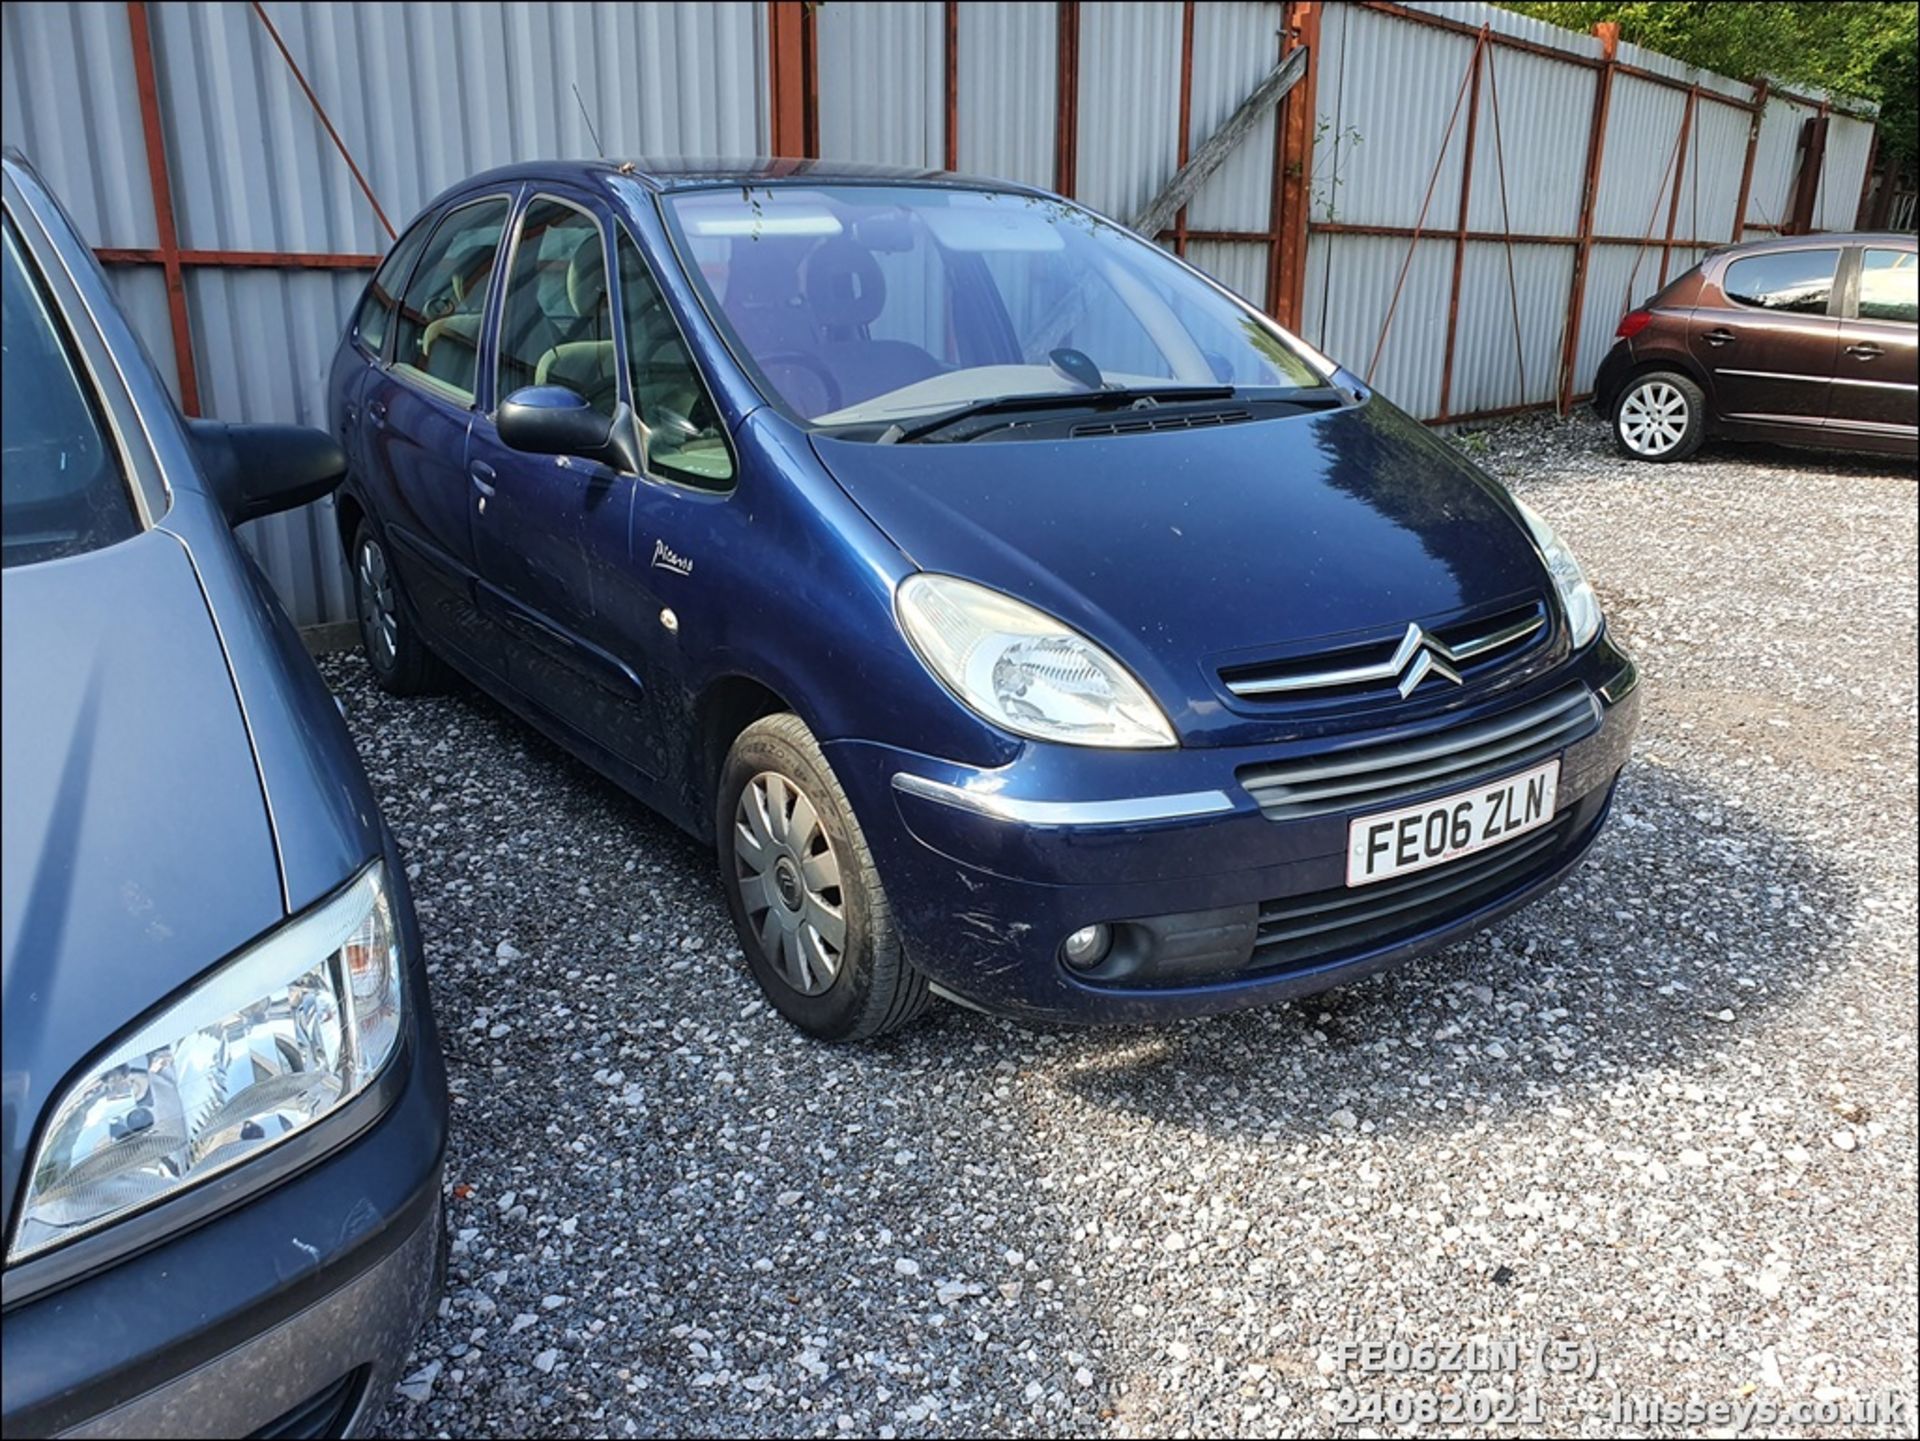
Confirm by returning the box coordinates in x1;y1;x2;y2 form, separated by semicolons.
1593;232;1917;462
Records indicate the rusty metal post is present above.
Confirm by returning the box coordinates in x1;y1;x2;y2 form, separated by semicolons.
768;1;817;158
1786;106;1829;234
1853;125;1880;229
1436;27;1486;421
1054;1;1081;196
1364;20;1481;385
1657;84;1698;287
1556;21;1617;414
1730;77;1768;243
250;2;394;240
125;1;199;415
943;0;960;171
1265;0;1319;329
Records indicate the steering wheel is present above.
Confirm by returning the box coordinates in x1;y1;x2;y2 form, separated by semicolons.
754;349;842;414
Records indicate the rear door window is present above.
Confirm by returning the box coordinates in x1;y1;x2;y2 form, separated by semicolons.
353;217;432;358
2;217;138;567
391;197;512;403
1857;248;1917;324
1722;249;1841;315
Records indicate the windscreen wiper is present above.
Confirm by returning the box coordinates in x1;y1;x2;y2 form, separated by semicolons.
878;385;1237;444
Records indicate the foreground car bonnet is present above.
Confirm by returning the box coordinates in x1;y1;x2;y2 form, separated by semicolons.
811;398;1550;743
0;530;283;1232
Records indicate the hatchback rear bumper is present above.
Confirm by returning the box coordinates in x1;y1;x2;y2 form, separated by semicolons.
1591;340;1635;417
830;637;1639;1023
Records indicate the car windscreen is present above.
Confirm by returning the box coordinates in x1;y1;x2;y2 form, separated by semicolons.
660;185;1326;431
2;217;138;567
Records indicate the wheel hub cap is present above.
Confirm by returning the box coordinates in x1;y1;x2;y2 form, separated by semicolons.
733;771;848;996
773;855;804;911
355;539;399;664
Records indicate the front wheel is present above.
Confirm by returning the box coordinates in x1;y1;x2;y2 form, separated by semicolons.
1613;370;1705;462
717;714;929;1041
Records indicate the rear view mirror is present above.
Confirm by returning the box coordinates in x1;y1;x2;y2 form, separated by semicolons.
187;420;347;527
497;386;643;474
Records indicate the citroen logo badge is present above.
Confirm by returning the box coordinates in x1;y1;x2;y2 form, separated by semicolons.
1389;623;1465;698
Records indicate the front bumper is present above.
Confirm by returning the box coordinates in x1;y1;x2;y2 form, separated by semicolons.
1;845;448;1439
829;638;1640;1023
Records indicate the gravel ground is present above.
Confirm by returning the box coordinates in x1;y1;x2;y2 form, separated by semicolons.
341;413;1917;1439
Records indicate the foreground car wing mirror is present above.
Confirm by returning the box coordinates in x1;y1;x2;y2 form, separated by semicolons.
497;385;644;475
186;420;347;527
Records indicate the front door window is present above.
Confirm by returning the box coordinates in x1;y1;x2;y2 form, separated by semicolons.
497;199;616;413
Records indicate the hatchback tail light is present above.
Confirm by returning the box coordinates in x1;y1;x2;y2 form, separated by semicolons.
1615;309;1653;339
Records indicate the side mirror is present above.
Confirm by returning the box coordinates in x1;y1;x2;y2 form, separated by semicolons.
187;420;347;527
497;386;644;474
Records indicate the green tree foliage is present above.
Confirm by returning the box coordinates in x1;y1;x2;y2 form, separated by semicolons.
1501;2;1917;173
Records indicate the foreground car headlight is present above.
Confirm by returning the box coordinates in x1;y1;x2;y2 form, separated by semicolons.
1516;499;1602;648
896;573;1176;748
10;861;404;1263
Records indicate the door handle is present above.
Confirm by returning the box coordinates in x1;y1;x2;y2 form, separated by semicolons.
468;460;497;497
366;399;388;427
1702;328;1736;347
1845;342;1884;360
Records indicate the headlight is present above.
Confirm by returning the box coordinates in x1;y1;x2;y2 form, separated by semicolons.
10;861;405;1263
896;573;1176;748
1516;499;1602;648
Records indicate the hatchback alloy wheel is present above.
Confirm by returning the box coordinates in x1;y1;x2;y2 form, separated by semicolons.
1619;381;1688;455
732;770;847;995
1613;371;1706;462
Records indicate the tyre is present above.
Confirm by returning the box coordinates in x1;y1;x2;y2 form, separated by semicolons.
717;713;930;1040
351;518;450;695
1612;370;1705;462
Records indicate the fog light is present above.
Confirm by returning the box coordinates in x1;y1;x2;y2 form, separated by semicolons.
1061;923;1112;970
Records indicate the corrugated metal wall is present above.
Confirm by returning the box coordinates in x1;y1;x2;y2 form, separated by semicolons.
1302;1;1878;424
1;1;1884;628
2;0;766;628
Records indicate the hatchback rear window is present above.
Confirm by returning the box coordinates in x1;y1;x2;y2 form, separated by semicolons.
2;218;138;568
1722;249;1840;315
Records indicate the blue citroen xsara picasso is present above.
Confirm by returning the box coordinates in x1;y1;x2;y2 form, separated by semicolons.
330;159;1638;1041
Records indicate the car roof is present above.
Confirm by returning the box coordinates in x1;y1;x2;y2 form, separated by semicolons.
1709;230;1916;258
432;157;1056;208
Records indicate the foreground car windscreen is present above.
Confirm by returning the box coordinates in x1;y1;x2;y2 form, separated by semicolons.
1;219;139;566
662;185;1330;433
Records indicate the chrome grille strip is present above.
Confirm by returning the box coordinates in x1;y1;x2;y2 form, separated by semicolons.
1224;608;1545;700
1229;624;1429;697
1439;612;1545;662
1238;686;1599;822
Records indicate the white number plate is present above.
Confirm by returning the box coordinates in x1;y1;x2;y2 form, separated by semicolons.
1345;759;1560;888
